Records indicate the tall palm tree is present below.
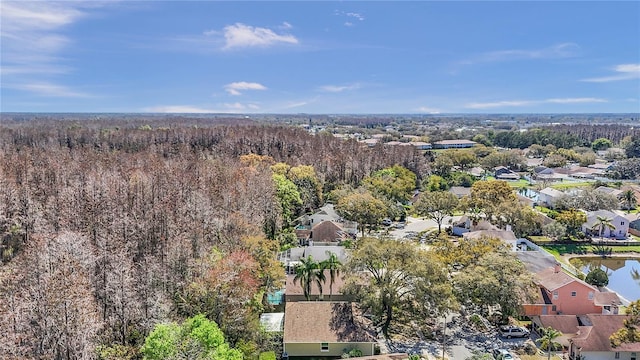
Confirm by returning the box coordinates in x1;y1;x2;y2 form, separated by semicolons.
321;251;342;301
591;215;615;239
293;256;326;301
622;189;637;213
536;326;562;360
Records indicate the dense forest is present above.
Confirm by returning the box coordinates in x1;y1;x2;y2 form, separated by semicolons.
0;120;430;359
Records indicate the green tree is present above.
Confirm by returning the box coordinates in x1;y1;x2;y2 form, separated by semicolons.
321;251;342;301
536;327;562;360
343;237;457;337
466;180;516;222
413;191;459;234
272;173;302;226
141;314;243;360
293;256;326;301
335;190;388;235
592;215;615;239
542;222;567;241
362;165;417;203
288;165;324;211
592;138;612;151
555;209;587;236
585;268;609;287
453;251;535;319
621;189;637;213
624;135;640;158
610;300;640;347
422;175;449;192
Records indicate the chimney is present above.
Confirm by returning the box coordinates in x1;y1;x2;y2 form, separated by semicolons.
554;263;561;273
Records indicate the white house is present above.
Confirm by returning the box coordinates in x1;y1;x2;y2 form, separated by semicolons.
582;210;629;239
538;187;565;208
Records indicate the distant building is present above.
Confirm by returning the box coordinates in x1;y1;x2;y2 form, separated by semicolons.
433;139;477;149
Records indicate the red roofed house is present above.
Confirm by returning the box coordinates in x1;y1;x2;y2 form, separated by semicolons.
522;264;622;316
569;314;640;360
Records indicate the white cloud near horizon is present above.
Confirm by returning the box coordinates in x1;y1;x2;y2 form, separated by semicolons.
13;82;93;98
146;102;260;113
318;83;361;93
466;97;607;109
460;43;580;65
415;106;441;114
210;23;298;50
224;81;268;95
581;64;640;83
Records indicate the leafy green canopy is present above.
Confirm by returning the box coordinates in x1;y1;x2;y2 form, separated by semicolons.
141;314;243;360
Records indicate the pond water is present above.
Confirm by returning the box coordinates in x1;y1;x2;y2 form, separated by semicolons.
578;257;640;303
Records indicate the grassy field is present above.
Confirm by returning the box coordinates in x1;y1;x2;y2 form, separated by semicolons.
507;179;531;189
543;243;640;256
550;181;593;190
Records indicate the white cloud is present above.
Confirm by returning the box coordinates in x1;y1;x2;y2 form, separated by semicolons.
0;2;108;97
146;105;219;113
280;22;293;30
546;97;607;104
344;22;354;27
215;23;298;50
146;102;261;113
318;83;361;92
13;82;92;98
415;106;441;114
581;63;640;82
224;81;267;95
223;102;260;111
465;97;607;109
460;43;580;65
346;12;365;21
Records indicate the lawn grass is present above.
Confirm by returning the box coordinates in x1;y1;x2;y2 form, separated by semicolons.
550;181;593;190
508;179;532;189
542;243;640;256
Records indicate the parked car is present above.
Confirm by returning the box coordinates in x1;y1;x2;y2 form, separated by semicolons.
492;349;514;360
395;222;405;229
499;325;530;339
381;218;392;226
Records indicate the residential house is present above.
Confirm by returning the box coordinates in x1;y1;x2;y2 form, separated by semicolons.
620;184;640;205
628;213;640;237
587;162;616;175
449;186;471;199
469;167;485;178
433;139;477;149
522;264;622;316
462;228;518;251
531;315;580;348
595;186;623;199
532;166;565;182
285;269;350;302
538;187;565;209
279;245;348;275
283;302;376;358
494;166;520;180
451;216;497;236
309;221;347;244
568;314;640;360
582;210;629;239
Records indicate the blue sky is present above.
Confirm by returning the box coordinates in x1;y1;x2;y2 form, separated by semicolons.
1;1;639;114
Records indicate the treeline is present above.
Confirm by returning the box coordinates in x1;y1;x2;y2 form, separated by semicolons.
0;121;429;359
492;125;639;149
